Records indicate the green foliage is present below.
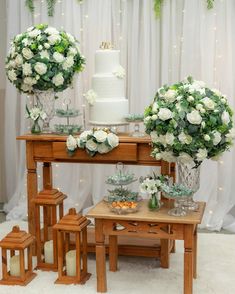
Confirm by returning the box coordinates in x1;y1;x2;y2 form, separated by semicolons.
207;0;215;9
25;0;34;14
47;0;56;17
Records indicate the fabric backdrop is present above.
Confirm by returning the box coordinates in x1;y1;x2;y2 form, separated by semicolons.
3;0;235;232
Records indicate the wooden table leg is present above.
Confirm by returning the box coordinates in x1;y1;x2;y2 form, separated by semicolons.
109;235;118;272
193;225;197;279
184;224;194;294
26;142;38;255
160;239;170;268
95;219;107;293
43;162;53;225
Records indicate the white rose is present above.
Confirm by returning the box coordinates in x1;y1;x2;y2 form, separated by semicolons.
155;153;162;160
113;66;126;79
93;130;107;143
202;97;215;110
196;148;208;161
187;95;194;102
178;152;193;164
196;103;203;110
22;48;34;60
212;131;222;146
221;111;230;125
62;56;74;70
84;89;97;105
158;108;173;121
22;38;32;47
151;114;158;120
186;110;202;125
204;134;210;141
45;27;59;35
40;50;50;59
97;143;110;154
47;34;61;45
150;131;158;143
66;135;77;151
68;47;77;56
27;26;34;32
79;130;92;142
144;116;151;123
199;108;206;114
24;77;37;85
201;121;206;128
22;63;32;76
164;89;177;102
8;69;17;81
34;62;47;75
221;98;226;104
28;29;41;38
86;139;98;152
225;128;235;142
52;73;64;86
165;133;175;145
44;43;50;49
15;54;23;66
178;132;192;144
66;33;75;43
161;151;176;163
152;102;158;113
38;45;43;50
53;52;64;63
212;88;222;97
176;95;182;101
176;102;182;112
107;133;119;148
29;107;41;120
21;83;32;92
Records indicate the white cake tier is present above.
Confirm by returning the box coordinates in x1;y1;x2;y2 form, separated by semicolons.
89;98;129;124
95;50;120;74
92;74;125;98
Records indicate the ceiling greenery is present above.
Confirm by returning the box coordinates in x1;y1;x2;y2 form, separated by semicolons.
25;0;215;18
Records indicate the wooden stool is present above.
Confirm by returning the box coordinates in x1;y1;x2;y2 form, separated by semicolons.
53;208;91;284
0;226;36;286
33;189;67;271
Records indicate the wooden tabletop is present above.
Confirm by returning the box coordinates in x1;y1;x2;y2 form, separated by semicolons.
16;133;151;143
86;200;206;225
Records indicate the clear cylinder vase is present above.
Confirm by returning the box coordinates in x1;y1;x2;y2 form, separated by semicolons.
177;161;200;211
148;193;161;211
31;118;41;134
35;90;55;133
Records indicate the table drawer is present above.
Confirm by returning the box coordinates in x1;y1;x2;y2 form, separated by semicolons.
52;142;137;162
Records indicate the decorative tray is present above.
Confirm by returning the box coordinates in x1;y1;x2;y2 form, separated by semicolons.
54;124;82;134
107;201;139;214
55;109;81;117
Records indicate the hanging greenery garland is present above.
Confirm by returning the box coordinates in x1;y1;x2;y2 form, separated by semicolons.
25;0;215;18
153;0;215;18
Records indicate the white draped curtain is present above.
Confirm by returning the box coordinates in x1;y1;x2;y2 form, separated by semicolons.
3;0;235;231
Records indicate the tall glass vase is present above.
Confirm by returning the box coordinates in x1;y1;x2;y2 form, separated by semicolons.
148;193;161;211
35;90;55;133
177;161;200;210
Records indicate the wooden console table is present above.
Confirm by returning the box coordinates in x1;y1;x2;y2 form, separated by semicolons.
17;133;175;260
87;200;205;294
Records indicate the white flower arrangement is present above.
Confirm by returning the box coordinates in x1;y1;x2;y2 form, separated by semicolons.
113;66;126;79
26;106;46;121
66;128;119;157
139;174;169;195
144;76;234;166
5;24;85;94
84;89;97;105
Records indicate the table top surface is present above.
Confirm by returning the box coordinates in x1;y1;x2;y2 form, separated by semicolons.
86;200;206;225
17;133;151;143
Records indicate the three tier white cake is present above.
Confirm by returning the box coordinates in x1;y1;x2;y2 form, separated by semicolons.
86;47;129;125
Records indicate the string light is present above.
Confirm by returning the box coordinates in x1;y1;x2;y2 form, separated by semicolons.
209;210;213;214
38;175;41;178
84;14;89;19
218;187;223;191
61;12;65;16
119;36;123;40
119;9;122;13
55;164;59;167
214;27;217;31
219;160;224;164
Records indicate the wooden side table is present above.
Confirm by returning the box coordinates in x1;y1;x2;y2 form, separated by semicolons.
87;200;206;294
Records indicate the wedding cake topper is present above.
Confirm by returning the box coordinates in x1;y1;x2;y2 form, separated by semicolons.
100;41;114;50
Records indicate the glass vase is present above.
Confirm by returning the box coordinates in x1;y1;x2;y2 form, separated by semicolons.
148;193;161;211
31;119;41;134
35;90;55;133
177;161;200;211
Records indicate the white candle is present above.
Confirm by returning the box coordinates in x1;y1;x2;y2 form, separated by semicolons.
66;250;76;276
44;240;54;264
10;255;20;276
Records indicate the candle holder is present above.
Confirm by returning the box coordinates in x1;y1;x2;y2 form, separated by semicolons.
53;208;91;285
0;226;36;286
33;189;67;271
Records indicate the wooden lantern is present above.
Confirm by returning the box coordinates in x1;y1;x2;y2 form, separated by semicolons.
33;189;67;271
53;208;91;284
0;226;36;286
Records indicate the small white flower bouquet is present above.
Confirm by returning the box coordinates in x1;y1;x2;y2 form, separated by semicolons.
139;173;169;195
26;105;46;121
66;128;119;157
144;76;234;166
